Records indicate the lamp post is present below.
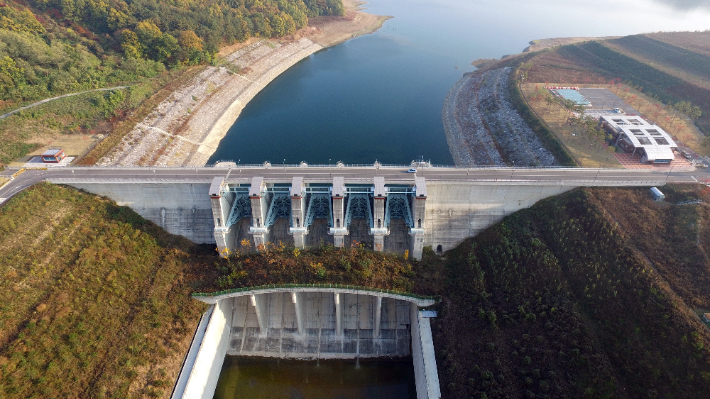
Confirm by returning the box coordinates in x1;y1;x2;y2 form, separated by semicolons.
283;159;286;170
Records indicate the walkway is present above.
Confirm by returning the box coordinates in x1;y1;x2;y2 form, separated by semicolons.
0;86;129;120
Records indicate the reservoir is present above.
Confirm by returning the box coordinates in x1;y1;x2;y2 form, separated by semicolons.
206;0;710;166
213;357;416;399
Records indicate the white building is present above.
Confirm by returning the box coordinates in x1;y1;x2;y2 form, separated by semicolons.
599;115;677;164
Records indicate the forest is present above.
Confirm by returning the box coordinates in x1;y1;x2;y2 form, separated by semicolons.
0;0;344;105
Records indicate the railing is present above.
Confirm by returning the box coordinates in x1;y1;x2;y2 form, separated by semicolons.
192;283;440;301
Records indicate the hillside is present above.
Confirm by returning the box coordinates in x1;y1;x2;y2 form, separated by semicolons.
521;34;710;136
429;185;710;398
0;183;217;398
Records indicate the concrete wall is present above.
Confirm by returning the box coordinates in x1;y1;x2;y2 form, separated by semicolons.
424;182;574;252
181;300;232;399
410;304;441;399
63;180;577;253
65;182;215;244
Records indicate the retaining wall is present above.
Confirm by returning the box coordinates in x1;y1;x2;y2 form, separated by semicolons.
181;300;232;399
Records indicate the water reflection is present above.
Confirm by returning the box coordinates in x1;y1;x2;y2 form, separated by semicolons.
213;357;416;399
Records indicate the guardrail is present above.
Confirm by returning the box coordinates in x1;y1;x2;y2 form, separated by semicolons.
192;283;440;301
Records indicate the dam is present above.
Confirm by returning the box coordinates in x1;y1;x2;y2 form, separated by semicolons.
51;164;671;260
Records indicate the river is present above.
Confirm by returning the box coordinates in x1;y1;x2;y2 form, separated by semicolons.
207;0;710;166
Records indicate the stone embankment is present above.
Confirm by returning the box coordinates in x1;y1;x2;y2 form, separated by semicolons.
442;67;557;167
98;38;322;167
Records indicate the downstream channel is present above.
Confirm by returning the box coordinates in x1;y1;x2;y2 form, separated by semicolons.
207;0;710;166
213;357;416;399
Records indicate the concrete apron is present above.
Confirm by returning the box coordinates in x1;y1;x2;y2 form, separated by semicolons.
172;290;441;399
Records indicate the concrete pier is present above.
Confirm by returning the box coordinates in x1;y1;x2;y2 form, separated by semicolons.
228;292;411;358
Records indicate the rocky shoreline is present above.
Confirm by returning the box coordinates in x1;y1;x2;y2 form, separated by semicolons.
97;0;388;167
441;67;557;167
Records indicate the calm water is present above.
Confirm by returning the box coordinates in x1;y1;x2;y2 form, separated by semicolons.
213;357;416;399
207;0;710;165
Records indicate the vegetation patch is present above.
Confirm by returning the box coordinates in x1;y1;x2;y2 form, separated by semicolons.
0;183;216;398
430;186;710;398
211;242;425;295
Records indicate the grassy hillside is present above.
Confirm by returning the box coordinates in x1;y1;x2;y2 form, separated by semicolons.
0;183;217;398
523;34;710;136
429;185;710;399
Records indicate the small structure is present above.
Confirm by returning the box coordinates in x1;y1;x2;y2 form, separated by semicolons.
703;313;710;323
650;187;665;202
40;148;66;163
599;115;677;164
549;87;591;106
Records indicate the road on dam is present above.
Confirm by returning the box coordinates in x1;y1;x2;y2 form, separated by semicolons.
1;166;708;204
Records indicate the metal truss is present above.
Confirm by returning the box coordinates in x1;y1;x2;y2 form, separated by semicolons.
385;194;414;228
226;193;252;227
305;193;332;228
344;193;373;228
265;193;291;227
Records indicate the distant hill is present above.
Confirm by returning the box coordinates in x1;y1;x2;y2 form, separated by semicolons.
522;32;710;136
427;185;710;398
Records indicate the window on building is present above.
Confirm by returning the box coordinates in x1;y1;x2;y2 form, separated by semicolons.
638;137;652;145
655;138;670;145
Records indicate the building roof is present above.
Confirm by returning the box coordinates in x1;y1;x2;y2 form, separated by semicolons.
620;125;677;161
41;149;63;156
600;115;648;129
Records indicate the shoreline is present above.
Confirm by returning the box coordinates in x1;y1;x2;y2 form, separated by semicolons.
97;0;389;167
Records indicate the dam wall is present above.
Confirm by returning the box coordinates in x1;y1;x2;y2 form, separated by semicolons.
61;175;657;256
64;182;216;244
424;182;574;252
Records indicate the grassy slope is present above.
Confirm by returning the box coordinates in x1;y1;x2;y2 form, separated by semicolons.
430;186;710;399
525;38;710;136
0;183;216;398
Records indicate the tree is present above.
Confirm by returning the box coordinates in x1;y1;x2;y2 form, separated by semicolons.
153;33;179;64
177;30;203;64
120;29;142;59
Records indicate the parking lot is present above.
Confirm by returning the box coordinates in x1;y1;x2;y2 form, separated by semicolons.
579;88;641;115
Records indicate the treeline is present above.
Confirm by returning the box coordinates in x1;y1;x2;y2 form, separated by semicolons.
0;0;344;104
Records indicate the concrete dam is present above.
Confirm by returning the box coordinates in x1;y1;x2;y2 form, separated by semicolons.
57;165;666;259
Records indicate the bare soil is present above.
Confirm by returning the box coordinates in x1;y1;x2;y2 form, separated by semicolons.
523;36;620;53
306;0;391;48
647;31;710;58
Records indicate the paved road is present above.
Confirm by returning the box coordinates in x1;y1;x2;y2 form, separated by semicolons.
1;166;708;204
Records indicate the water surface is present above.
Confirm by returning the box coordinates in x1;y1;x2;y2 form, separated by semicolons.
207;0;710;165
213;357;416;399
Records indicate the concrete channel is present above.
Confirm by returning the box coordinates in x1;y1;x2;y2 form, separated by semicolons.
171;287;441;399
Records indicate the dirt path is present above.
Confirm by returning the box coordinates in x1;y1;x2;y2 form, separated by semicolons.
0;86;129;120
